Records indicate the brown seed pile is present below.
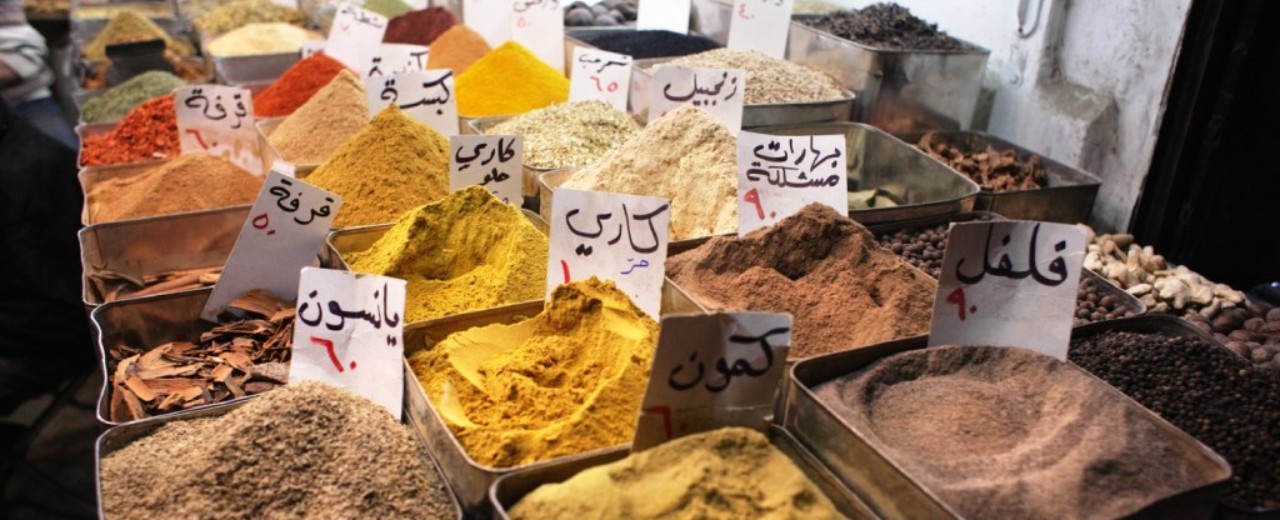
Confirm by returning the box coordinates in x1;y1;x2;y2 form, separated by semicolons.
101;381;457;519
795;3;970;51
657;49;846;104
1184;301;1280;370
917;132;1047;192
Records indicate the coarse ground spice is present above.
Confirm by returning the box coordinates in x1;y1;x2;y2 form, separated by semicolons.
1070;331;1280;510
80;70;184;124
425;24;490;75
346;186;547;322
101;382;456;519
408;278;656;468
80;94;178;166
267;69;368;165
306;105;450;227
917;132;1048;192
383;6;458;45
667;204;936;359
796;3;971;51
486;100;639;169
511;428;840;519
253;52;348;117
456;41;569;117
194;0;304;35
571;29;721;59
658;49;845;104
206;22;322;57
815;345;1222;519
82;11;194;61
562;105;735;240
87;152;262;223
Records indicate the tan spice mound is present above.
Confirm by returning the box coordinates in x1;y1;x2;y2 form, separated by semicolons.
87;152;262;223
268;69;368;165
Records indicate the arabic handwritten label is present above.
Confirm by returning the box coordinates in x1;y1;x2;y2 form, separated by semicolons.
735;131;847;235
511;0;564;71
449;135;523;204
362;43;429;78
290;267;406;416
200;169;342;322
928;221;1087;360
636;0;690;33
325;2;388;70
175;85;263;175
547;188;670;319
650;65;745;132
462;0;513;47
634;312;792;450
365;69;460;136
568;47;632;110
300;40;325;59
727;0;795;58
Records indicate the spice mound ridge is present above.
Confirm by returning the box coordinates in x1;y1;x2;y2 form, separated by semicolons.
268;69;368;165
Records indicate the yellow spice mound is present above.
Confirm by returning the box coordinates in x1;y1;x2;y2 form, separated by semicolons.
456;41;568;117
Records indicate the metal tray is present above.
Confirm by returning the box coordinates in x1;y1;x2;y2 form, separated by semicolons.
95;371;465;520
255;117;321;177
79;205;247;307
209;49;301;85
786;333;1232;519
487;425;878;519
78;158;252;225
401;280;704;515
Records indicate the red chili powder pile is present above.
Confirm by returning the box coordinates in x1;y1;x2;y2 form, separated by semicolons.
254;53;348;117
383;7;458;46
81;95;179;167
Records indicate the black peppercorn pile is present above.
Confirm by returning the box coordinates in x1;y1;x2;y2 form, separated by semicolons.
876;222;1137;325
1070;331;1280;510
572;30;722;60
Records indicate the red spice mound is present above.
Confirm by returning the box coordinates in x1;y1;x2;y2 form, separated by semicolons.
81;95;179;167
383;7;458;46
254;53;348;117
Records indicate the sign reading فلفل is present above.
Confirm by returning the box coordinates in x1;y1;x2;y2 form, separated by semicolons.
568;47;632;111
650;65;745;132
449;134;523;205
361;43;430;78
727;0;796;59
175;85;263;175
290;267;406;416
928;221;1087;360
735;131;848;235
633;312;792;450
326;2;388;71
364;69;460;136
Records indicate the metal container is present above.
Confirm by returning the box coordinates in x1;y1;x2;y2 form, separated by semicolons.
70;13;186;49
72;54;211;98
208;50;301;85
786;333;1233;519
95;371;465;520
487;426;878;519
688;0;730;44
905;130;1103;223
78;158;252;225
79;205;247;307
401;281;703;515
255;117;321;177
462;116;566;210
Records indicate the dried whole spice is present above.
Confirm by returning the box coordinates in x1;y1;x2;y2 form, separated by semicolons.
796;3;970;51
571;29;721;59
1084;231;1246;316
80;94;179;166
254;52;348;117
486;100;640;169
106;290;295;423
917;132;1048;192
89;266;222;303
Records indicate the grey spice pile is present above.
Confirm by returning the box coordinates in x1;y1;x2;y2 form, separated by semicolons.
796;2;971;51
102;381;456;519
816;345;1222;519
486;100;640;169
658;49;846;104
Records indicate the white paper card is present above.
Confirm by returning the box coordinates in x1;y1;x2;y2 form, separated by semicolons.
568;47;632;110
200;169;342;321
928;221;1087;360
176;85;263;175
633;312;792;450
463;0;513;47
735;131;847;235
325;2;388;71
300;40;326;59
636;0;690;33
364;69;460;136
290;267;406;416
270;0;299;10
511;0;564;71
547;188;670;319
362;43;430;78
449;135;523;205
649;65;744;132
727;0;795;58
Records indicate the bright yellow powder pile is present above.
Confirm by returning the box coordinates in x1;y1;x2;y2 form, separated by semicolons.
510;428;841;519
456;41;568;118
268;69;368;166
306;104;450;227
346;186;548;322
408;278;657;468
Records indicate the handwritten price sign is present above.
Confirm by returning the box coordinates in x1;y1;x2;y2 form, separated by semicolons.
636;0;690;33
633;312;792;450
325;2;387;70
176;85;263;175
569;47;632;110
290;267;406;416
928;221;1087;360
547;188;670;319
362;43;429;78
462;0;513;47
511;0;564;71
736;131;847;235
365;69;459;136
727;0;795;58
650;65;745;132
449;135;523;204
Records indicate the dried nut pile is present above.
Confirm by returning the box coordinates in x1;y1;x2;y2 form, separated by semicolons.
1084;232;1244;315
1184;301;1280;369
917;132;1047;192
564;0;634;26
88;266;222;303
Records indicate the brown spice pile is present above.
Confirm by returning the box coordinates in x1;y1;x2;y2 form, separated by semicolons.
267;69;368;165
87;152;262;223
89;266;222;303
816;345;1222;519
666;204;936;359
101;381;456;519
106;290;293;422
918;132;1047;192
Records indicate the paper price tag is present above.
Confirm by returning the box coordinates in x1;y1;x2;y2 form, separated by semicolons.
735;131;847;235
928;221;1087;360
290;267;406;416
547;188;669;318
325;2;388;70
463;0;513;47
362;43;430;78
449;135;523;205
511;0;564;71
200;168;342;321
650;66;744;132
636;0;690;33
634;312;792;450
176;85;263;175
300;40;326;59
365;69;460;136
727;0;795;58
568;47;632;110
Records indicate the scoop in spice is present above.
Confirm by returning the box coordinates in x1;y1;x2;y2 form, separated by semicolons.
917;132;1048;192
268;69;368;165
796;3;971;51
89;266;222;303
486;100;640;169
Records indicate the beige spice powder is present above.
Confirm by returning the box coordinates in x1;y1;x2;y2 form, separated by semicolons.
486;100;639;169
268;69;369;165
